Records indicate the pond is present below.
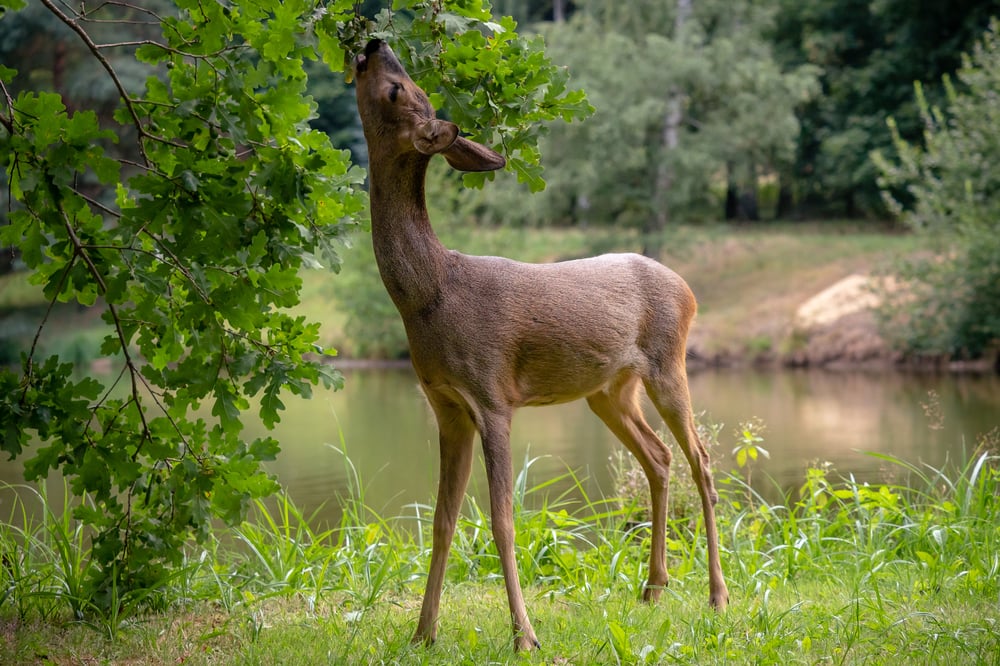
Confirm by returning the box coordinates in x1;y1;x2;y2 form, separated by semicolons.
260;366;999;528
1;367;997;530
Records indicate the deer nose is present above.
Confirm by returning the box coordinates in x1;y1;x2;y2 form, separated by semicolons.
356;39;388;75
355;40;385;76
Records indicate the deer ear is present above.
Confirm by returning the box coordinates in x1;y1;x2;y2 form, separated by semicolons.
413;119;460;156
413;119;506;172
441;136;506;173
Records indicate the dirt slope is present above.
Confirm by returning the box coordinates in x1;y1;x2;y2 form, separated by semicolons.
663;224;911;368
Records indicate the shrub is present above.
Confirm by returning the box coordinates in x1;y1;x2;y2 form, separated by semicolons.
873;20;1000;359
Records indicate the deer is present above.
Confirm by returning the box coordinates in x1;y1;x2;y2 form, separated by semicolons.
352;38;728;651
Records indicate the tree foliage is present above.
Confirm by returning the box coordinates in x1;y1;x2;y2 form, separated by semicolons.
0;0;588;607
472;0;818;229
492;0;1000;221
772;0;1000;216
873;20;1000;359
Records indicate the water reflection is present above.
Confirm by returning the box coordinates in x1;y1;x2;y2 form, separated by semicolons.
688;370;997;489
1;368;996;531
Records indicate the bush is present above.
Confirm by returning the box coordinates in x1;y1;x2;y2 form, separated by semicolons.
873;20;1000;359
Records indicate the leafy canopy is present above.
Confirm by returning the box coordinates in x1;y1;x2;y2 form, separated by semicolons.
0;0;590;606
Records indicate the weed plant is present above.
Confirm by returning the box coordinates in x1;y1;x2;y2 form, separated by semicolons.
1;427;998;664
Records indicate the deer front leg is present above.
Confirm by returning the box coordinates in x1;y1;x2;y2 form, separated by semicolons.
480;414;540;651
413;398;476;646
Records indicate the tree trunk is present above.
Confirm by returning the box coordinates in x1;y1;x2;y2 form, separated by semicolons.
0;247;17;276
775;177;794;220
741;161;759;221
646;0;692;258
739;191;759;221
725;161;761;222
725;162;739;220
845;190;856;218
552;0;566;23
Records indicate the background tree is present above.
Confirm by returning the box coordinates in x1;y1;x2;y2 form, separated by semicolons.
494;0;574;24
771;0;1000;217
471;0;817;234
873;20;1000;360
0;0;589;608
475;0;1000;222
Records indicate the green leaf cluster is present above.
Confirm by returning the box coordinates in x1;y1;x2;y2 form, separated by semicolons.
368;3;593;192
0;0;582;608
0;0;367;602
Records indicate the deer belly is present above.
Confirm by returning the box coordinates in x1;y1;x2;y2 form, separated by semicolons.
512;340;630;407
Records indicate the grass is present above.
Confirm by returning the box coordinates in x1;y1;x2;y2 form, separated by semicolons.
2;438;998;665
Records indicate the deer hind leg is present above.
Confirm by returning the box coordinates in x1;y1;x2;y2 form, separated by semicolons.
586;374;673;601
644;366;729;611
414;392;476;646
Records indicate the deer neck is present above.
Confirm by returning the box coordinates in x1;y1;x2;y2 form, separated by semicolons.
367;151;448;318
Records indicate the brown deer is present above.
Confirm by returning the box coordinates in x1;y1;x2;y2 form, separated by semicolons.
352;38;728;651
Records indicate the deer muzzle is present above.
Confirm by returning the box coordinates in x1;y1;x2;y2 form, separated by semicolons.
354;39;409;80
354;39;387;76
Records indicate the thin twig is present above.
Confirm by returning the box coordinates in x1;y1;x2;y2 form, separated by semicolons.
18;255;76;403
76;0;166;24
0;79;15;134
39;0;150;166
94;39;164;49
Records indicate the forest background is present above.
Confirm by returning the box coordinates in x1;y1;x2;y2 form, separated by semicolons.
3;0;1000;361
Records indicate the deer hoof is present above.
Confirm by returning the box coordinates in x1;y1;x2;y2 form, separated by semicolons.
514;633;541;652
642;576;669;603
709;586;730;611
411;630;436;647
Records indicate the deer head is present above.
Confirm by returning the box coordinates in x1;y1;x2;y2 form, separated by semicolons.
354;39;505;173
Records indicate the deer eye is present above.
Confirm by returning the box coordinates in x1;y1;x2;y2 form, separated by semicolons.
388;82;401;103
